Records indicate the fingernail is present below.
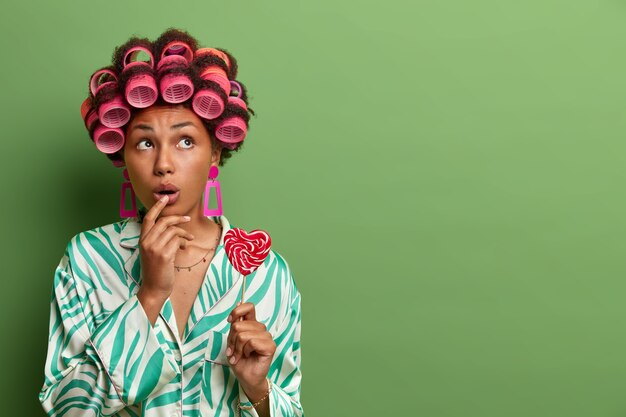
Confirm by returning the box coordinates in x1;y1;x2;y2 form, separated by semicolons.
226;347;232;356
229;356;236;364
160;196;168;203
227;315;232;322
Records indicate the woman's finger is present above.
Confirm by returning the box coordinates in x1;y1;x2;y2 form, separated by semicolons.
142;226;194;258
228;330;255;365
227;302;257;323
161;234;194;259
150;215;192;237
226;320;265;355
151;226;195;251
241;337;276;359
141;196;169;235
230;332;275;365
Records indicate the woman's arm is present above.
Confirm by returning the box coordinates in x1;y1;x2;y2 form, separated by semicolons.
39;246;179;416
236;292;303;417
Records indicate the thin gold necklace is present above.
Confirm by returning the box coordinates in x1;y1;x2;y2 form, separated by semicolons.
174;225;222;272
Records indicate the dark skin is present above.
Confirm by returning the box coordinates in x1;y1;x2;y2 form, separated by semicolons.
123;105;275;416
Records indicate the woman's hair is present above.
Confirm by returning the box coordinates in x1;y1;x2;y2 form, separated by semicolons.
82;28;255;167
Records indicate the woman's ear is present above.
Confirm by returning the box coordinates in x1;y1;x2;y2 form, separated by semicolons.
211;146;222;166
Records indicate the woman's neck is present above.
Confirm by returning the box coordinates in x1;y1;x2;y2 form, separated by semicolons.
178;207;221;250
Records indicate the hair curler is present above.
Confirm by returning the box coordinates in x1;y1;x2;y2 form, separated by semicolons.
85;111;99;130
215;117;247;145
162;41;194;62
200;66;230;94
90;69;117;96
80;97;92;120
81;97;98;129
93;124;125;154
228;81;246;107
195;48;231;72
192;88;225;120
215;81;248;145
157;53;194;104
122;46;158;108
98;93;131;128
192;66;230;120
90;69;131;128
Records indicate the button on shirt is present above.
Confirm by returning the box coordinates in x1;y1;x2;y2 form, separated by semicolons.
39;216;303;416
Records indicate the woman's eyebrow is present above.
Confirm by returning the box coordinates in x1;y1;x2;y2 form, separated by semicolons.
131;123;153;132
170;121;195;130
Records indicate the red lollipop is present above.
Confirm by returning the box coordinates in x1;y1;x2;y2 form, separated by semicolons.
224;228;272;303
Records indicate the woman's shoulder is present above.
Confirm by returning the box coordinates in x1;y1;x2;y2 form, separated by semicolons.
64;218;139;258
262;248;301;300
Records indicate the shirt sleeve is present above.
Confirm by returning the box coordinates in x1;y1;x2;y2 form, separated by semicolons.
39;245;179;416
238;291;303;417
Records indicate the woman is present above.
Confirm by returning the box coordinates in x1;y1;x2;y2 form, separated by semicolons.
39;28;303;417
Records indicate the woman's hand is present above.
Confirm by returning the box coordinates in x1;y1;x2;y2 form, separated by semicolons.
226;302;276;402
136;196;194;324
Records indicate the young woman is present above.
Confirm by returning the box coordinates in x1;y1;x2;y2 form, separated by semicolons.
39;29;303;417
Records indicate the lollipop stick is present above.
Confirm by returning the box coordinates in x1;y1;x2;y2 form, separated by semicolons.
239;275;246;322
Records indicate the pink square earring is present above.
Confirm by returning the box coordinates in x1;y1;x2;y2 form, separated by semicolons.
203;165;223;216
120;168;137;218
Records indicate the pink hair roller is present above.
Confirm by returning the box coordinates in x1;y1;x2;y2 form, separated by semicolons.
90;69;131;128
98;94;131;128
215;117;247;145
227;81;248;112
192;67;230;120
81;97;92;120
163;41;194;62
93;124;125;154
200;66;231;94
81;97;99;130
229;81;245;104
195;48;231;71
192;89;224;120
90;69;117;96
215;81;248;145
85;110;99;130
157;54;194;103
228;95;247;111
123;47;158;108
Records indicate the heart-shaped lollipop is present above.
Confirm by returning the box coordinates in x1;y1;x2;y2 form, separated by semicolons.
224;228;272;303
224;228;272;275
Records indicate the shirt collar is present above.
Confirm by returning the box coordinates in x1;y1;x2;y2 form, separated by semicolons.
119;215;231;250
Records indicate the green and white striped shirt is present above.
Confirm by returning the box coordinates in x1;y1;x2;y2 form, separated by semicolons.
40;216;303;417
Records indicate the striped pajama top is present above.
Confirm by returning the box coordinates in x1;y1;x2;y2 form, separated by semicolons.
39;215;303;417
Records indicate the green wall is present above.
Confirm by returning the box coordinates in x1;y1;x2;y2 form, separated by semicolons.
2;1;626;415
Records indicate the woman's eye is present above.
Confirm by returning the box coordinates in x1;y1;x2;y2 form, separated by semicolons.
178;138;194;149
137;139;153;150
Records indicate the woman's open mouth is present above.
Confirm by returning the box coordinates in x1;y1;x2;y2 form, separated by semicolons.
153;184;180;206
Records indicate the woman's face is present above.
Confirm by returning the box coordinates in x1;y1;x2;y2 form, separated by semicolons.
123;105;221;217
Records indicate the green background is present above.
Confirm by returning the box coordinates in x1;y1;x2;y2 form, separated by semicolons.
2;0;626;415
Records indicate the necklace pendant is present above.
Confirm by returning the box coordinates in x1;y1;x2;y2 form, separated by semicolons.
175;266;180;272
188;267;192;272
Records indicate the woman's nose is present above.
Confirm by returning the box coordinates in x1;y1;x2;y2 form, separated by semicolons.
154;150;174;176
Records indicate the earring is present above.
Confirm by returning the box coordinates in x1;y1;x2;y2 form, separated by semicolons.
204;165;223;216
120;168;137;218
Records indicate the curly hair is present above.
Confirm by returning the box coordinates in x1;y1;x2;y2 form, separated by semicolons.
82;28;255;167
